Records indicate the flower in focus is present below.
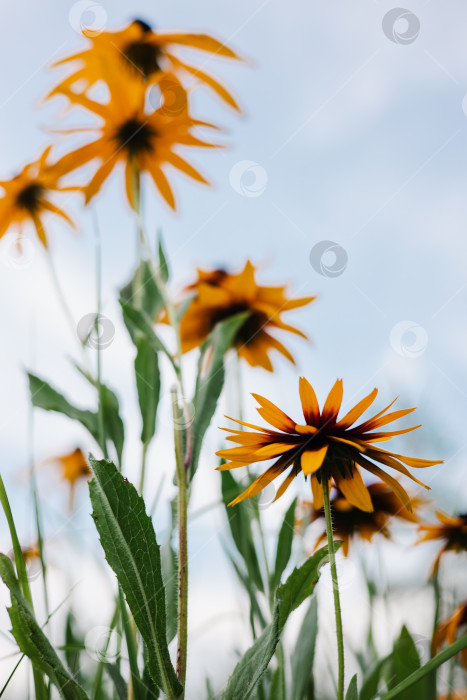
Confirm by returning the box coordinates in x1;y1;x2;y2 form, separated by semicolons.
418;511;467;575
217;378;442;508
0;147;75;246
52;72;219;210
45;447;91;510
300;482;423;556
178;262;315;371
433;601;467;670
47;19;242;112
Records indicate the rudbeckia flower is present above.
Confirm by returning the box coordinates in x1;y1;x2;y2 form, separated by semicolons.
217;378;442;509
0;147;75;246
45;447;91;510
301;483;423;556
52;73;219;210
418;512;467;575
433;601;467;670
178;262;315;371
47;19;242;112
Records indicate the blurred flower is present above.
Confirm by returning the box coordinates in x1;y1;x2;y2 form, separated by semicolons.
177;262;315;371
0;147;75;246
52;72;219;210
418;512;467;575
217;378;442;508
433;601;467;670
45;447;91;510
301;482;423;556
47;19;242;112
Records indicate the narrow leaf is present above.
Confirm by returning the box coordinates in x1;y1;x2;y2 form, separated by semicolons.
270;498;297;591
120;300;175;370
190;312;249;479
88;457;181;698
0;555;89;700
120;259;164;321
291;597;318;700
221;470;264;593
135;337;161;445
345;674;358;700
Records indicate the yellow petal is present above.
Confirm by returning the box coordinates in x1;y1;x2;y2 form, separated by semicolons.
321;379;343;425
298;377;320;426
336;388;378;429
252;393;296;433
301;446;328;476
334;467;373;512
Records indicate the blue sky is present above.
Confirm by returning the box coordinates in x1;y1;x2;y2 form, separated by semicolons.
1;0;467;696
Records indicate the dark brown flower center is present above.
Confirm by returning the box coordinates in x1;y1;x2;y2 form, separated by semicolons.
209;303;268;346
115;119;156;156
123;40;162;79
16;183;44;213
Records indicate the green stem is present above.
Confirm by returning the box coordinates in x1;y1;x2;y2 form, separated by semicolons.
172;388;188;694
138;442;149;496
322;476;345;700
92;212;108;462
381;635;467;700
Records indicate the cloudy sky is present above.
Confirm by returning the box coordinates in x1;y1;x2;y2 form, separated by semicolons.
1;0;467;696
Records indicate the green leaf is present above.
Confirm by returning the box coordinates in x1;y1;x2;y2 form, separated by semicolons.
158;234;170;284
190;312;249;479
0;555;89;700
120;260;164;321
290;597;318;700
360;656;390;700
270;498;297;591
28;373;100;445
105;664;128;700
345;674;358;700
120;300;175;370
135;337;161;445
222;547;330;700
221;471;264;593
221;606;281;700
380;635;467;699
276;545;335;628
160;542;178;643
100;384;125;466
387;626;428;700
270;660;286;700
88;457;181;699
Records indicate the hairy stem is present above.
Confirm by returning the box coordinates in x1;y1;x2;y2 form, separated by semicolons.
322;476;345;700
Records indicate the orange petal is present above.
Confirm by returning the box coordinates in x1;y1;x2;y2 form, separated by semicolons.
299;377;320;426
321;379;343;425
334;467;373;512
336;388;378;429
310;474;326;510
357;456;413;512
273;468;297;502
252;393;296;433
301;446;328;476
228;460;287;506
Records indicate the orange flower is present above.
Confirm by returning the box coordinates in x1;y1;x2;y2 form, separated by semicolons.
52;72;219;210
418;512;467;575
47;19;242;112
45;447;91;510
302;482;423;556
217;378;442;509
178;262;315;371
433;601;467;670
0;147;74;246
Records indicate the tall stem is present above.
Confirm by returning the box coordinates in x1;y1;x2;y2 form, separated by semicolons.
322;476;345;700
172;388;188;694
